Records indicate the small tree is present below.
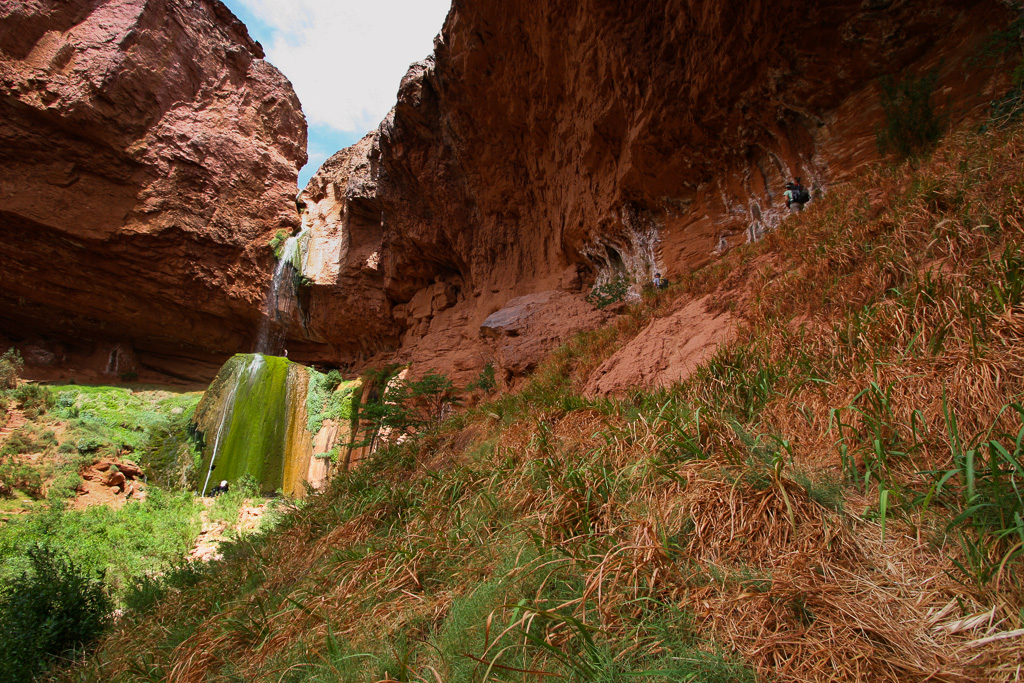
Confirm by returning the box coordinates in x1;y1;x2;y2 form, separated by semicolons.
405;371;455;424
466;362;497;394
0;348;23;390
355;369;455;450
586;277;630;309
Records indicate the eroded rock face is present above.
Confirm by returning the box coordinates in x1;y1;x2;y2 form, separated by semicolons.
0;0;306;381
291;134;398;364
295;0;1010;386
3;0;1011;388
480;291;609;380
584;295;736;397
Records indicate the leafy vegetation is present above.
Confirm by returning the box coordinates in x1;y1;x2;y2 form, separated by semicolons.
0;545;112;683
0;348;23;391
876;68;945;158
586;275;630;309
306;369;359;436
0;491;201;595
59;107;1024;682
0;350;22;393
268;229;288;260
355;368;455;449
46;385;202;487
466;361;497;394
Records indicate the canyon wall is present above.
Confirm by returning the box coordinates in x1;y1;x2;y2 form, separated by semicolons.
1;0;1014;385
0;0;306;381
298;0;1012;384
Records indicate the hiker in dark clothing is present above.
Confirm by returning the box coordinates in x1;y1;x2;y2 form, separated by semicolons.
785;177;810;212
212;480;229;496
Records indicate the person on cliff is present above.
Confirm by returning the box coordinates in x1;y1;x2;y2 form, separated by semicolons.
653;272;669;290
785;177;810;212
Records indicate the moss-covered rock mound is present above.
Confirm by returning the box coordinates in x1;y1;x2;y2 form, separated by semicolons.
192;354;315;496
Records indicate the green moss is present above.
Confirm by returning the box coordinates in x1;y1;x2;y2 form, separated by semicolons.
290;229;310;272
306;372;360;436
195;355;298;495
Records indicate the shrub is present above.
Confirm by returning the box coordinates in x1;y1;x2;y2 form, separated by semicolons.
12;384;53;416
0;424;56;458
0;348;22;391
268;229;288;260
466;361;497;393
876;68;945;158
237;472;260;498
586;276;630;309
54;391;78;419
0;544;112;682
0;461;45;498
75;434;106;455
122;560;208;616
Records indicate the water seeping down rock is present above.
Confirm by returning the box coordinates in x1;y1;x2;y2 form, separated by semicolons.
192;355;310;496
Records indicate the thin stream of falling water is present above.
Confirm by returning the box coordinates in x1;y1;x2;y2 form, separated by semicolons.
200;354;264;496
254;227;309;354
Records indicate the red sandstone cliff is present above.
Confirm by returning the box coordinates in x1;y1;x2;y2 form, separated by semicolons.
1;0;1014;386
0;0;306;381
297;0;1013;385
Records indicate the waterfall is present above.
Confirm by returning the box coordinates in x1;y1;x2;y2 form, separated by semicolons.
254;227;309;354
195;226;319;497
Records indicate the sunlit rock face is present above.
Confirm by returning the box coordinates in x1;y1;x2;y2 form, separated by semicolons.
295;0;1009;383
0;0;306;381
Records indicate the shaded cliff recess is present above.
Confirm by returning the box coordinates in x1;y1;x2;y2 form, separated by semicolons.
0;0;307;381
292;0;1013;385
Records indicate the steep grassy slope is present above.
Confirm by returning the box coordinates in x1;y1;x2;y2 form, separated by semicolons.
63;118;1024;681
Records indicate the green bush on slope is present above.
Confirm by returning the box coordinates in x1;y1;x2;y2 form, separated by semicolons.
0;545;112;683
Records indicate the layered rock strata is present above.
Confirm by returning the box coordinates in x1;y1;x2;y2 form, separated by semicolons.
297;0;1012;385
0;0;306;381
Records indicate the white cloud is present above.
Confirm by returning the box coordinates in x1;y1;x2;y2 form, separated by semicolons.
235;0;451;134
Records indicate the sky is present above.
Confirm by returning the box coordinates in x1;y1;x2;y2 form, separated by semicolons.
221;0;452;187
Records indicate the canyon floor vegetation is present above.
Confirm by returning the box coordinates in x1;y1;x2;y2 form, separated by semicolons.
0;370;282;681
44;102;1024;682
